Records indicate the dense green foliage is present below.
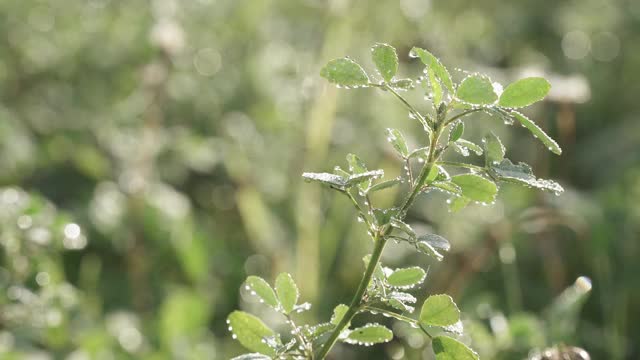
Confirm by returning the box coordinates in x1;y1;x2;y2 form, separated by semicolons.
0;0;638;359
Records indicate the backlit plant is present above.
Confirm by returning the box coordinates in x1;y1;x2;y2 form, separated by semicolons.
227;43;563;359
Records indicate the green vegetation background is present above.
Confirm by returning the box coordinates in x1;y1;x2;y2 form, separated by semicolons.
0;0;638;359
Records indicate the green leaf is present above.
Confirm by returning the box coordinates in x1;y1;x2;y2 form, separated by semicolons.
345;324;393;344
425;165;440;184
227;311;277;356
390;219;416;239
346;153;367;174
432;181;462;196
432;336;479;360
499;77;551;108
456;75;498;105
490;159;564;193
346;170;384;187
509;111;562;155
389;78;414;90
371;43;398;82
302;172;347;189
275;273;298;314
416;241;444;261
429;67;443;106
451;174;497;204
453;139;483;157
483;132;505;165
448;196;471;213
320;57;369;88
231;354;272;360
449;121;464;143
369;178;402;193
419;294;460;327
418;234;451;253
331;304;349;326
245;276;279;308
387;267;427;288
385;128;409;158
372;207;399;226
410;47;454;92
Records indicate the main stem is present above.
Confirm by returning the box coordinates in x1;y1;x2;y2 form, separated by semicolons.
316;123;444;359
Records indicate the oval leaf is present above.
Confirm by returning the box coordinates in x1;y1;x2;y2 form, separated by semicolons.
510;111;562;155
331;304;349;326
432;335;479;360
451;174;497;204
320;58;369;88
275;273;298;314
499;77;551;108
482;132;505;165
302;172;347;188
227;311;276;356
449;121;464;143
419;294;460;327
386;128;409;158
410;47;454;92
371;43;398;82
387;267;427;288
345;324;393;345
245;276;279;308
231;354;272;360
456;75;498;105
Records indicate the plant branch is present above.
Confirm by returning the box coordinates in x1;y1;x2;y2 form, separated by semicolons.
444;108;485;126
360;305;433;339
437;161;486;172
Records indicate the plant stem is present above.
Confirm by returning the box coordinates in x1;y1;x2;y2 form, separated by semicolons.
315;233;387;359
316;125;445;359
372;83;433;129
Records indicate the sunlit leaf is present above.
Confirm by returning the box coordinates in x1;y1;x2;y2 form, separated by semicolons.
456;75;497;105
390;219;416;239
320;58;369;88
432;181;462;195
389;78;414;90
245;276;279;308
410;47;454;92
302;172;347;189
346;170;384;187
275;273;298;314
490;159;564;193
429;68;443;106
509;111;562;155
387;267;427;288
419;294;460;327
385;128;409;158
227;311;277;356
432;336;479;360
418;234;451;253
331;304;350;326
453;139;483;157
372;207;399;226
371;43;398;82
483;132;505;165
448;196;471;213
499;77;551;108
451;174;497;203
345;324;393;344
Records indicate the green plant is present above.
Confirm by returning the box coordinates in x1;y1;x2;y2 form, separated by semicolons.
227;43;563;359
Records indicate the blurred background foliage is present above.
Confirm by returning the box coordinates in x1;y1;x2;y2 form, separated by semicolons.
0;0;638;359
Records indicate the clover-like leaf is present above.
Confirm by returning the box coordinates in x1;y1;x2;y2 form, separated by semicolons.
386;128;409;158
345;324;393;345
499;77;551;108
371;43;398;82
451;174;497;204
483;132;505;165
452;139;483;157
456;75;498;105
275;273;298;314
432;181;462;196
245;276;279;308
418;234;451;253
320;57;369;88
387;267;427;288
448;196;471;213
432;335;479;360
428;67;444;106
509;111;562;155
390;219;416;239
419;294;460;327
227;311;277;356
410;47;454;92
